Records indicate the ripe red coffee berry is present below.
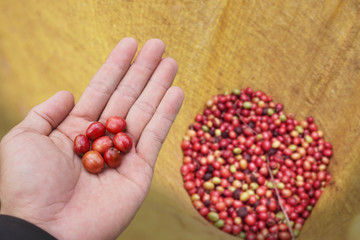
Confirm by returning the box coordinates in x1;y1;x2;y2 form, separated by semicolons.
262;140;272;152
104;147;122;168
106;116;127;134
73;134;90;156
245;214;257;226
92;136;113;154
113;132;133;153
82;150;105;173
86;122;106;141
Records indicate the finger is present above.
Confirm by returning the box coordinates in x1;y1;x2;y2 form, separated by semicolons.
17;91;75;135
100;39;165;120
69;38;138;121
125;57;178;143
136;86;184;168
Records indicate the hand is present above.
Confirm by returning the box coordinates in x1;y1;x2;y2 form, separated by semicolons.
0;38;184;240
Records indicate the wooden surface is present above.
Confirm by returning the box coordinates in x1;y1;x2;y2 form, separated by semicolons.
1;1;360;239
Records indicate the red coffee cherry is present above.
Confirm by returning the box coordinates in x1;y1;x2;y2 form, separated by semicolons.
73;134;90;156
92;136;113;154
113;132;133;153
104;148;122;168
106;116;127;134
82;151;105;173
86;122;106;141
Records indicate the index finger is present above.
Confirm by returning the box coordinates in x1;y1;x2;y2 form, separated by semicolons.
68;38;138;121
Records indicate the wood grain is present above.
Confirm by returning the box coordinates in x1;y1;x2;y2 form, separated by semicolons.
1;1;360;239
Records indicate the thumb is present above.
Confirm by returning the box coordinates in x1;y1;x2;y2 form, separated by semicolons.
17;91;75;135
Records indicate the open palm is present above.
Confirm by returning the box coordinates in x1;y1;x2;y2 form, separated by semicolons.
0;38;184;240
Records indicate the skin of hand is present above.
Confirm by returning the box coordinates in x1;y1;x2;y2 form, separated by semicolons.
0;38;184;240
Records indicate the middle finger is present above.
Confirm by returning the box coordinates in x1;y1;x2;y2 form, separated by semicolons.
100;39;165;121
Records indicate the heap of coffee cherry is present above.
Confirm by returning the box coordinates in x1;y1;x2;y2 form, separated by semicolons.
74;116;132;173
180;87;332;240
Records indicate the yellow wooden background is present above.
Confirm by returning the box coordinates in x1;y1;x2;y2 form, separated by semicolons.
1;1;360;239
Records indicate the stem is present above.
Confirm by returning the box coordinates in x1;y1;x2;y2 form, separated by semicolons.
238;113;295;239
266;154;295;240
237;115;258;135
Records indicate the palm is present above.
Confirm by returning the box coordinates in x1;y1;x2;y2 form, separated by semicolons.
0;38;183;240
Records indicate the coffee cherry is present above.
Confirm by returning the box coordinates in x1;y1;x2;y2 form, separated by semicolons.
92;136;113;154
113;132;133;153
73;134;90;156
82;151;105;173
106;116;127;134
104;148;122;168
86;122;106;140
